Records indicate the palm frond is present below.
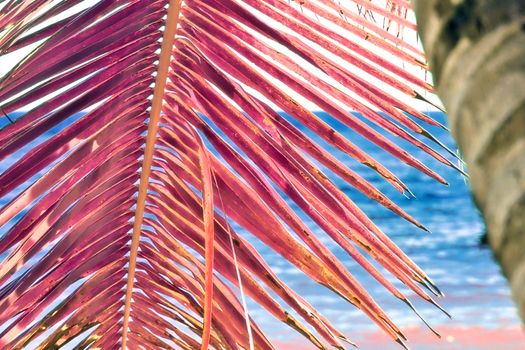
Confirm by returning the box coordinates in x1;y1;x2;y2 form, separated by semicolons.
0;0;455;348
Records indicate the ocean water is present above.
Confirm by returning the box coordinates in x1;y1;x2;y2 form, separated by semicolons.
225;112;523;349
0;111;522;349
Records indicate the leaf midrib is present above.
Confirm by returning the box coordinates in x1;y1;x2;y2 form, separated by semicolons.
120;1;183;348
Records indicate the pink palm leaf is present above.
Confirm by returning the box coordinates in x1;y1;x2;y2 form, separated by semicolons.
0;0;457;348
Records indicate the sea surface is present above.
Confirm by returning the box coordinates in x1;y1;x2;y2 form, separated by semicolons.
0;111;523;349
225;112;524;349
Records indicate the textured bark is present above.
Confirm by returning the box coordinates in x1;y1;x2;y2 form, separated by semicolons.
413;0;525;321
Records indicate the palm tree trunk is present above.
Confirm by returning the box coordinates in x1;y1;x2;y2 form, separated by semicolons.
413;0;525;321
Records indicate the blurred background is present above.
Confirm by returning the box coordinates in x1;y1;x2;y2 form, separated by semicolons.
233;111;525;350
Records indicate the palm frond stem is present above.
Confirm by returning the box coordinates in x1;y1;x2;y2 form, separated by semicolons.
120;0;183;348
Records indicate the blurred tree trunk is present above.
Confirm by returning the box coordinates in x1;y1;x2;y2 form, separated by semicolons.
413;0;525;321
